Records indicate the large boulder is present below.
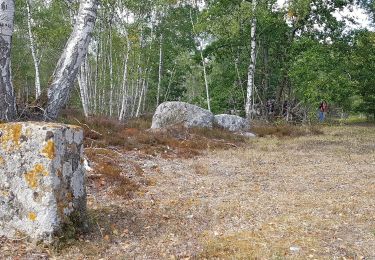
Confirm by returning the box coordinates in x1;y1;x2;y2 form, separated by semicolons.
0;122;86;243
214;114;249;132
151;101;214;129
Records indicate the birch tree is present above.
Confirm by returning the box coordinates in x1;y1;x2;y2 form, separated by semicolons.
118;26;131;121
156;33;163;107
245;0;257;120
45;0;98;120
77;56;90;117
189;8;211;111
0;0;16;121
26;0;41;99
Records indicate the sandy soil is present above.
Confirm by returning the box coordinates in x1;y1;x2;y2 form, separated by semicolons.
1;125;374;259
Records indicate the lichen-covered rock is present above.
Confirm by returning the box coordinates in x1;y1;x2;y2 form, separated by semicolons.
151;101;214;129
214;114;249;132
0;122;86;243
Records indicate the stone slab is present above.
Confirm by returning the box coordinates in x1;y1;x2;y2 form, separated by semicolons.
0;122;86;243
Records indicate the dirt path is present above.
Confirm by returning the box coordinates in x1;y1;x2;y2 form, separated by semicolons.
1;125;374;259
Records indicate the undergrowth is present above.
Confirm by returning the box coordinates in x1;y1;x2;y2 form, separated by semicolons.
59;112;249;159
58;111;326;158
251;121;324;138
85;148;141;198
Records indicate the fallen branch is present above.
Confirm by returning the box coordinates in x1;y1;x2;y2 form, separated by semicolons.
73;117;103;136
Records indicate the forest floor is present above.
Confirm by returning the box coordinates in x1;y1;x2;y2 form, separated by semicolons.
1;120;375;259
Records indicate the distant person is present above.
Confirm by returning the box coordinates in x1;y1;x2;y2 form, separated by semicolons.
266;99;274;115
319;101;328;122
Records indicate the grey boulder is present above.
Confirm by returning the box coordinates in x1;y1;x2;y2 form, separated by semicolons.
151;101;214;129
214;114;249;132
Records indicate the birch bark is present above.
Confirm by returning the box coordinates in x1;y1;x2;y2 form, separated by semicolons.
45;0;98;120
0;0;16;121
26;0;41;99
108;20;114;117
156;33;163;107
245;0;257;120
77;57;89;117
119;26;130;121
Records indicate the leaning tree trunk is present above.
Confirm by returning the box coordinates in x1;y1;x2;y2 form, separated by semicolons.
45;0;98;120
0;0;17;121
245;0;257;120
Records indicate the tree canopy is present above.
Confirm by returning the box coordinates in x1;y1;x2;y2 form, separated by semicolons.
2;0;374;121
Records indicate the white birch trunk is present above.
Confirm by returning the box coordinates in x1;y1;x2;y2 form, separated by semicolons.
78;56;89;118
26;0;41;99
108;22;114;117
0;0;16;121
93;40;99;113
201;50;210;111
45;0;98;120
119;27;130;121
131;27;143;118
156;33;163;107
245;0;257;120
135;77;145;117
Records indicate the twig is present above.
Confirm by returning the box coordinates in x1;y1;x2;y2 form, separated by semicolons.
223;142;239;148
6;236;29;242
73;117;103;136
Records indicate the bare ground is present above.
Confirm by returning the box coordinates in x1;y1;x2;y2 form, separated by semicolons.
1;125;374;259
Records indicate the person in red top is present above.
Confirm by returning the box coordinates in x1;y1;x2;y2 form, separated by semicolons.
319;100;328;122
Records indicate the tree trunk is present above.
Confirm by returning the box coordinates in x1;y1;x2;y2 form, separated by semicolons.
119;27;131;121
135;76;146;117
26;0;41;99
245;0;257;120
108;20;114;117
156;33;163;107
78;56;90;118
45;0;98;120
0;0;17;121
189;9;211;111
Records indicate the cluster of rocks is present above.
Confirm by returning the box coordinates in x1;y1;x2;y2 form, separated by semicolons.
151;101;253;134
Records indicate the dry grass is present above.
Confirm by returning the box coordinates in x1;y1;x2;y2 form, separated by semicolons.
85;148;142;198
197;125;375;259
1;120;374;259
61;114;249;159
251;121;324;138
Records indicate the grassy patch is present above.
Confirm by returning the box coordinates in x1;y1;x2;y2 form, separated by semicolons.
85;148;141;198
60;114;249;159
251;122;323;138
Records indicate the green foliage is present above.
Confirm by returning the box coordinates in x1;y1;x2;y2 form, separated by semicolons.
13;0;71;100
351;31;375;117
289;38;354;109
8;0;375;120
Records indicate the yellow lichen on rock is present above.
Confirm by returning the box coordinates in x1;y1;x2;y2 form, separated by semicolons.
28;212;37;221
12;124;22;145
0;156;4;165
25;164;49;189
41;140;55;159
0;123;23;151
0;190;9;197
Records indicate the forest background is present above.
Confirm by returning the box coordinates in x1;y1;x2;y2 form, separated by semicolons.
9;0;375;122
